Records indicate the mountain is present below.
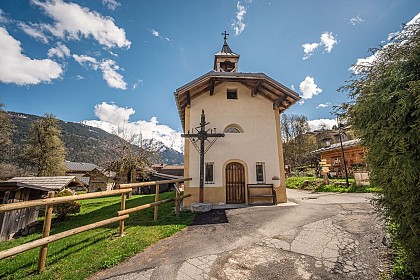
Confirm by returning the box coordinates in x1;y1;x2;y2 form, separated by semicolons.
81;119;184;153
5;112;183;167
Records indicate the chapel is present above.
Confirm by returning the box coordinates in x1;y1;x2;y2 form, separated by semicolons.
175;33;300;207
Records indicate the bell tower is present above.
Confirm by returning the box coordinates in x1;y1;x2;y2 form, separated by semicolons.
214;31;240;73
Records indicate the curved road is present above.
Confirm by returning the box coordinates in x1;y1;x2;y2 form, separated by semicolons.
90;189;387;280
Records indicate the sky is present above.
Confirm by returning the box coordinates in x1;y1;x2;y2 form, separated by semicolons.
0;0;419;143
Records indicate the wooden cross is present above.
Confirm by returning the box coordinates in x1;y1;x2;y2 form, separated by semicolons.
181;110;225;203
222;31;229;40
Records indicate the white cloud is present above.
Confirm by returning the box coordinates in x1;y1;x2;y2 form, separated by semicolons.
302;42;319;60
132;79;143;90
94;102;135;125
75;74;84;80
308;119;337;131
0;27;62;85
0;9;9;23
99;59;127;90
47;42;70;58
349;16;364;26
349;54;377;74
84;102;183;152
73;54;126;89
73;54;98;67
31;0;131;49
101;0;121;11
299;76;323;100
316;102;331;109
351;12;420;75
151;29;159;37
302;31;337;59
232;2;246;36
150;29;171;42
320;32;337;53
18;22;50;43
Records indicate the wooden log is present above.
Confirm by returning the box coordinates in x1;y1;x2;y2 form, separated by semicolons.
175;182;180;219
0;189;132;213
119;193;126;237
37;192;54;273
119;178;192;189
154;184;159;221
117;194;191;216
0;215;129;260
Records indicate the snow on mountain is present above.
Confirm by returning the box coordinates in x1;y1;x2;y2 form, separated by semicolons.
81;119;184;153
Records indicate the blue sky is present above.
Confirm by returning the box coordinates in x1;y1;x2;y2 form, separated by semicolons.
0;0;419;135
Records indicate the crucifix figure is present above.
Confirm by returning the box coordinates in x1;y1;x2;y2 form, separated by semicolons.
181;110;225;203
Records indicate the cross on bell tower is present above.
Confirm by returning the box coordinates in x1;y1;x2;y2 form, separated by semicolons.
222;30;229;41
214;30;240;73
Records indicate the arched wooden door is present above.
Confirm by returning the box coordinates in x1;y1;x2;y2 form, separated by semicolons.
225;162;246;204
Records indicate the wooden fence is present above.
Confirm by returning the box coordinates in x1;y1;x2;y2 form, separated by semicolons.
0;177;191;273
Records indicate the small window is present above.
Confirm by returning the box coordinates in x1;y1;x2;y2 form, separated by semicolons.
205;162;214;184
224;124;244;133
227;89;237;99
256;162;265;183
224;127;241;133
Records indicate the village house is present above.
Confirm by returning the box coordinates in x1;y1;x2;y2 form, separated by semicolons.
64;161;113;192
312;138;368;178
175;34;299;207
0;176;86;240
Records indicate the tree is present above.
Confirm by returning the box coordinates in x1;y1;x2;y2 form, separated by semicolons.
340;22;420;275
0;102;15;160
281;114;317;168
105;131;157;186
25;113;66;176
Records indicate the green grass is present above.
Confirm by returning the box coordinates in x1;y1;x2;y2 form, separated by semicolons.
286;176;381;193
0;191;196;280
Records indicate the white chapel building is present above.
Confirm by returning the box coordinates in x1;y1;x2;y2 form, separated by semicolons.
175;34;300;207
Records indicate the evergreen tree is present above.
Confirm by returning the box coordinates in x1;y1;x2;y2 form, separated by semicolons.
341;22;420;275
25;113;66;176
0;102;15;160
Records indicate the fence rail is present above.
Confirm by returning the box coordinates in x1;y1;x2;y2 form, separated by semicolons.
0;177;192;273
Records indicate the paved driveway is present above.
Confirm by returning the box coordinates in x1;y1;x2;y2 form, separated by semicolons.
90;189;387;280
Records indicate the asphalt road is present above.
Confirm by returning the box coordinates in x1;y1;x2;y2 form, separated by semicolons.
90;189;388;280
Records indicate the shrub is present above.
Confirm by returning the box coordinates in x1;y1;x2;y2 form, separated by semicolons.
54;189;81;220
341;22;420;275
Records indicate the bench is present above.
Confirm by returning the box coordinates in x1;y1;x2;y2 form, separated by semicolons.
247;184;277;205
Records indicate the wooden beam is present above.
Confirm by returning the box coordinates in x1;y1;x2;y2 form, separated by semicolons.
117;194;192;216
0;189;132;213
120;178;192;189
186;91;191;106
252;80;263;97
0;215;129;260
273;95;287;110
209;78;215;96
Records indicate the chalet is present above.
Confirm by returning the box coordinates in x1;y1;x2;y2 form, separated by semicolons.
312;139;367;177
64;161;113;192
0;176;86;240
175;33;299;207
152;164;184;177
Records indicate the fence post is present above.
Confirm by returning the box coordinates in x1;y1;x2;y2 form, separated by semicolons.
175;182;180;219
37;191;54;273
119;193;126;237
154;184;159;221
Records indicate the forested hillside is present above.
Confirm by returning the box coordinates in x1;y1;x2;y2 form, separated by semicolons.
5;112;183;166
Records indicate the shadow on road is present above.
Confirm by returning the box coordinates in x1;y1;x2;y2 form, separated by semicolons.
191;209;228;225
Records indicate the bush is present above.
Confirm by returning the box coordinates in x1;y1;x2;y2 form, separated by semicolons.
341;21;420;275
54;189;81;220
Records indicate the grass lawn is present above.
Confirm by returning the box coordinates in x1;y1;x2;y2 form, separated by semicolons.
286;176;381;193
0;191;196;280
